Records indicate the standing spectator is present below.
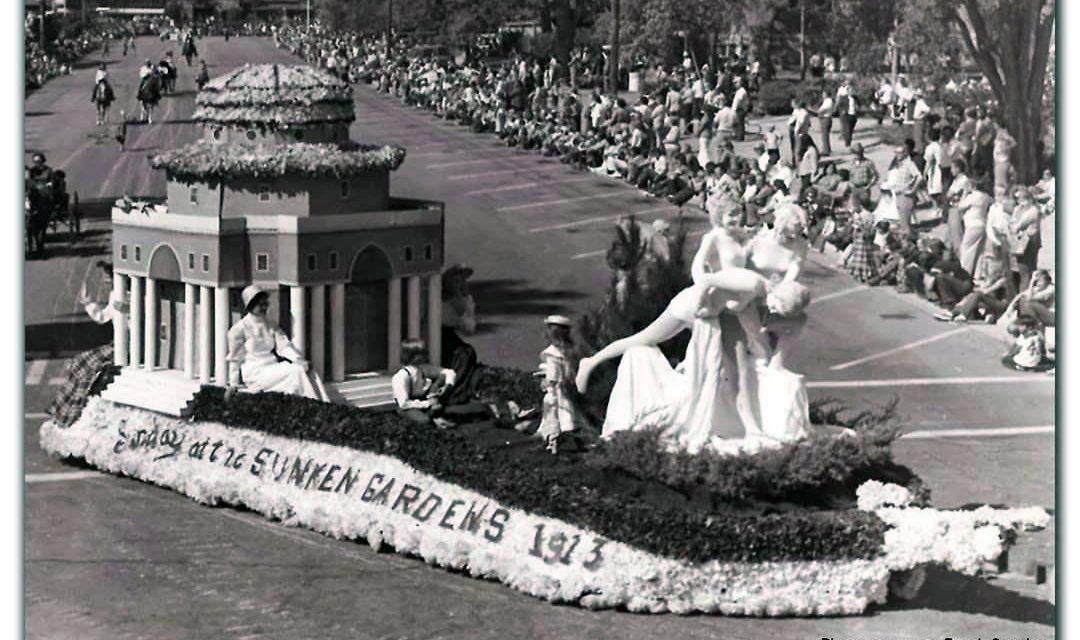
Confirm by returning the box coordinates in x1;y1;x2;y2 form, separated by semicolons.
1010;186;1042;292
788;99;811;160
731;77;749;141
955;175;992;274
911;89;931;153
796;133;819;193
923;127;946;215
813;89;835;155
993;122;1017;194
883;145;921;234
847;142;878;202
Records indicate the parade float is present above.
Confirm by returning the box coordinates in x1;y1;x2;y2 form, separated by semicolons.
41;64;1049;617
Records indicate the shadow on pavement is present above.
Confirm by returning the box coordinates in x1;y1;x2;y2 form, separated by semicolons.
469;278;590;318
25;111;54;118
26;320;112;359
881;566;1054;625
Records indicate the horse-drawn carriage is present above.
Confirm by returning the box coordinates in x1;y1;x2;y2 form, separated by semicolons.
25;159;80;258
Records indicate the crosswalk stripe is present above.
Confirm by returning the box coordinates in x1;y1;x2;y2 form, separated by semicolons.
24;413;50;420
25;471;104;483
901;426;1054;439
25;360;47;386
48;377;66;386
497;192;629;213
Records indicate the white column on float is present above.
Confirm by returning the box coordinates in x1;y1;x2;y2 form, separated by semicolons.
198;285;212;383
143;277;157;371
129;276;143;368
310;285;326;377
330;282;345;382
387;277;401;371
427;274;442;367
183;283;196;379
290;285;306;355
214;287;229;384
113;274;128;366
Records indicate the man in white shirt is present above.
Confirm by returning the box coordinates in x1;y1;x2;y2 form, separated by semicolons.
391;340;492;428
788;100;811;160
731;77;749;141
836;80;858;148
911;89;931;153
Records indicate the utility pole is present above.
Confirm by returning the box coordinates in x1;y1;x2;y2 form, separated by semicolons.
40;0;47;52
607;0;619;94
798;0;806;80
386;0;393;57
306;0;310;29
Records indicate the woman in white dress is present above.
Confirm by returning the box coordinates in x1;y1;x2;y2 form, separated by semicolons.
226;285;329;401
924;127;945;214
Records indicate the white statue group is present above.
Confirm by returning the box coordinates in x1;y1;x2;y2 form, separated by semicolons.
577;198;816;455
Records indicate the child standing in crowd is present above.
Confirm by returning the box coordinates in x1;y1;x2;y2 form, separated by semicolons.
536;315;582;454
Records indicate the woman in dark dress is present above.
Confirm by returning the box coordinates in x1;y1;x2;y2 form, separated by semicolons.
440;265;482;404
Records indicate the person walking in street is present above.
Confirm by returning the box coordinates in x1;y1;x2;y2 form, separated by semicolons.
91;65;115;126
196;59;210;90
137;60;162;124
788;99;811;161
182;32;198;66
836;79;859;148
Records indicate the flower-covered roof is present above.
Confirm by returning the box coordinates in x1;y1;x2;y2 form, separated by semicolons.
193;64;355;130
149;140;406;183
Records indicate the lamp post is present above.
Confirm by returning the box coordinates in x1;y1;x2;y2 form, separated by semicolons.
40;0;47;52
608;0;620;94
386;0;393;57
306;0;310;29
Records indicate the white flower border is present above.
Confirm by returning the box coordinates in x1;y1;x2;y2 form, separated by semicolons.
39;398;1049;617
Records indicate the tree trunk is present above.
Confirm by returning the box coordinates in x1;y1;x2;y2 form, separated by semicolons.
553;0;576;68
1001;88;1043;184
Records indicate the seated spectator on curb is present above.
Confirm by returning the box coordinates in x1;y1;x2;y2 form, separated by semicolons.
391;340;491;429
1003;314;1052;372
1012;269;1055;329
928;247;973;307
940;247;1010;323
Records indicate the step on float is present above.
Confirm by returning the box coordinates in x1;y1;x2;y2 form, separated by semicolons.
40;389;1050;617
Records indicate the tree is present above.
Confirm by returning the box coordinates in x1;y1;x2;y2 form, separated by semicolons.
895;0;1054;183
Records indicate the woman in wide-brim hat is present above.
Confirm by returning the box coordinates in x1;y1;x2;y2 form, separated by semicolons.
226;285;329;401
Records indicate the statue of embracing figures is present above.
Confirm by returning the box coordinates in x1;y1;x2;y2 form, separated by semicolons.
577;200;815;454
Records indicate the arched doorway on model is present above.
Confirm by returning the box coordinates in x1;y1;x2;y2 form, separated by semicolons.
147;243;184;371
346;245;393;373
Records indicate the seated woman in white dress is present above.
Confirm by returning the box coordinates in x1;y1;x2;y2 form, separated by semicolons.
226;285;329;402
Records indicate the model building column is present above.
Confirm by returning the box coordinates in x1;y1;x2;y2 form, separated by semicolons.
387;276;401;371
426;273;441;367
183;283;196;379
330;283;345;382
198;285;212;384
407;276;421;341
290;285;306;355
214;287;229;384
128;276;142;368
113;273;128;366
143;277;158;371
310;285;326;378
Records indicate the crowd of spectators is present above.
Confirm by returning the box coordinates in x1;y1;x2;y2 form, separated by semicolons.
25;16;141;91
273;24;1056;369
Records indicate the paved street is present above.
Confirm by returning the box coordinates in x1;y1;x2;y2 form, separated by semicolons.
23;36;1055;638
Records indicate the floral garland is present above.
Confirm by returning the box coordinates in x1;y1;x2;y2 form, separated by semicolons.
38;399;1050;617
150;140;406;182
192;102;356;129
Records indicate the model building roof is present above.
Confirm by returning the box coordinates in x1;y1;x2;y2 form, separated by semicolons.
150;140;406;182
193;64;355;130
